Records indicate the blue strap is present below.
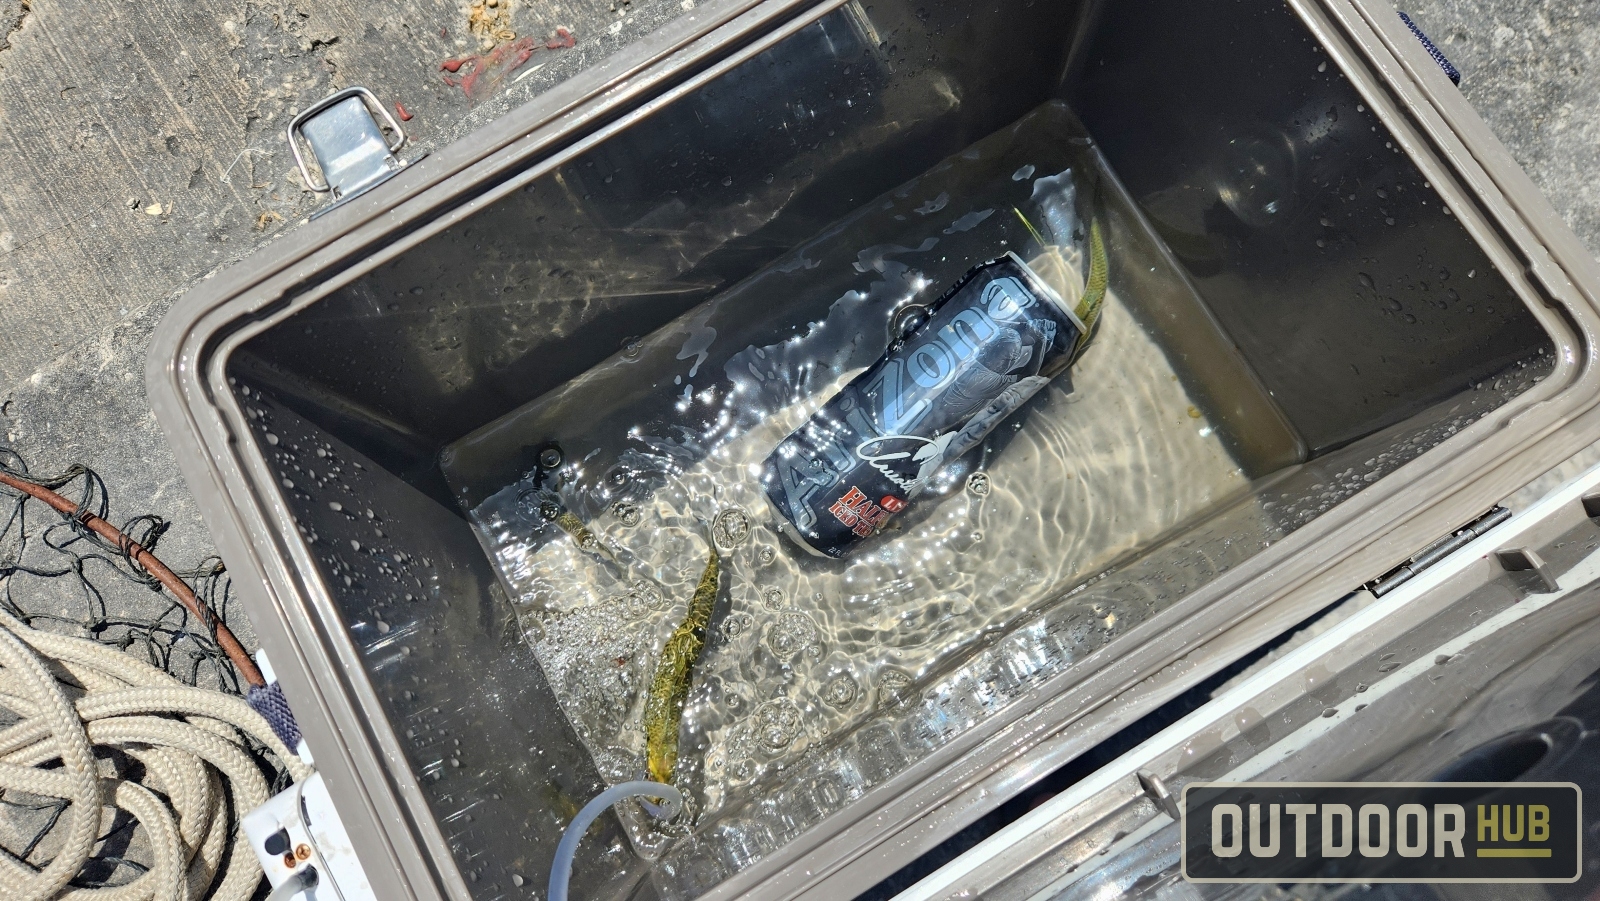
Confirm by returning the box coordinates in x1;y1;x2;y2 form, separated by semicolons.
1399;11;1462;85
248;681;304;749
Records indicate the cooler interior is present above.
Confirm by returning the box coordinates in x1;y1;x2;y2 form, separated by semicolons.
224;0;1556;897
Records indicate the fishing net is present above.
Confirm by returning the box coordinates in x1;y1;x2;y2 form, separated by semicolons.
0;448;248;692
0;446;289;894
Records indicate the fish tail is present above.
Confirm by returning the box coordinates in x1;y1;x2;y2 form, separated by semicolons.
1012;207;1049;250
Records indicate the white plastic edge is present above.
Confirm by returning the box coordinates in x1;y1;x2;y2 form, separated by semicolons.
892;458;1600;901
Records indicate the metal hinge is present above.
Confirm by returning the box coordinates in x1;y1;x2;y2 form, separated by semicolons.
287;87;421;217
1365;505;1512;597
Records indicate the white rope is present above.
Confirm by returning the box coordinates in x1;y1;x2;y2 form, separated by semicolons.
0;607;307;901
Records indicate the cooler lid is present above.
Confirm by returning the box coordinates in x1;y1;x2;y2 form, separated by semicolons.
892;457;1600;900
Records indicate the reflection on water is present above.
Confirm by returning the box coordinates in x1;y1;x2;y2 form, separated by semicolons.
443;102;1283;854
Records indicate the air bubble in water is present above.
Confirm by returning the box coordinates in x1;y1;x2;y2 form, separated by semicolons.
713;507;752;548
966;472;991;497
757;545;777;565
621;592;650;620
767;612;818;657
879;667;912;702
754;699;803;750
762;587;784;610
612;502;641;527
631;580;665;610
822;674;857;707
721;612;755;639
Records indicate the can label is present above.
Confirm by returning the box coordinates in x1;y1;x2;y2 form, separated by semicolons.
761;253;1084;557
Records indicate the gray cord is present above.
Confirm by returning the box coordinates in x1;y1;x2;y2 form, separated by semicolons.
547;781;683;901
266;866;318;900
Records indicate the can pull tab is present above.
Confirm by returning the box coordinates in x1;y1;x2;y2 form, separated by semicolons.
887;302;931;346
287;87;415;214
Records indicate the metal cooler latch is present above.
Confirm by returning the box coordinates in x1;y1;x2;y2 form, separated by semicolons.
288;87;417;216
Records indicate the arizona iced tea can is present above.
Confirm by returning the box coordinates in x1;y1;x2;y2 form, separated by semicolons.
761;252;1085;557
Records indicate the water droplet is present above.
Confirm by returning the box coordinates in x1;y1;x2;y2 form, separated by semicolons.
713;507;752;548
1320;216;1332;227
620;338;642;360
264;432;280;445
328;502;343;512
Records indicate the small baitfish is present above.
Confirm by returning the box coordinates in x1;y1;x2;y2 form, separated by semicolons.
1070;217;1109;364
643;543;721;785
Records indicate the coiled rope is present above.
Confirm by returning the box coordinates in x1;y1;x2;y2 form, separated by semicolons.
0;606;309;901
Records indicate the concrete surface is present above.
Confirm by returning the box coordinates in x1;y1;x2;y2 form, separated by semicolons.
1403;0;1600;504
0;0;1596;651
0;0;692;647
1407;0;1600;255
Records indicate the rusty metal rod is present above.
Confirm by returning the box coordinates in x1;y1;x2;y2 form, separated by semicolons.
0;470;265;687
